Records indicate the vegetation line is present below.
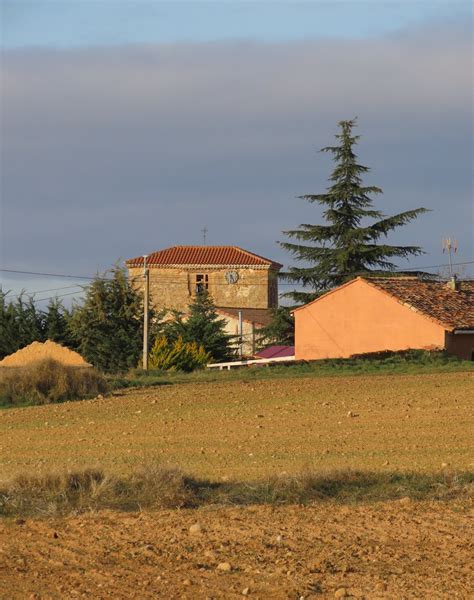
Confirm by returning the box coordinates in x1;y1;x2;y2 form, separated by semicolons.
1;465;472;518
1;351;473;408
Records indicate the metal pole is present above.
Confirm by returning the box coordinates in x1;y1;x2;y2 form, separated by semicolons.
238;310;243;359
143;254;149;370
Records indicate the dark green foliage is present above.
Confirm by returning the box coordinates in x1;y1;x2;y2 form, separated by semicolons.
43;299;75;348
257;306;295;347
163;291;234;362
0;292;45;358
280;118;429;302
69;267;145;373
0;292;20;359
0;293;76;359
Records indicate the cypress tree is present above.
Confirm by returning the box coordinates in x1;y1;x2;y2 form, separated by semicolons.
69;267;144;372
280;118;429;303
43;299;75;347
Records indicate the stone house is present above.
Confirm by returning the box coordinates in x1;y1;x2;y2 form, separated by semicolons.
293;276;474;361
126;246;282;356
215;307;273;356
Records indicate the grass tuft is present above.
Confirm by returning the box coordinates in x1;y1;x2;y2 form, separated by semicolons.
1;464;472;518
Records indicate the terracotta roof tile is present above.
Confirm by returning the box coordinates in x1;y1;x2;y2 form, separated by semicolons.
126;246;282;269
365;277;474;330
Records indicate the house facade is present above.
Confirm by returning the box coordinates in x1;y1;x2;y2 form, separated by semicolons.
216;307;273;356
294;277;474;361
126;245;282;313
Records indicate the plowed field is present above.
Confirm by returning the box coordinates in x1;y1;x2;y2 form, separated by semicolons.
1;372;473;599
1;372;472;479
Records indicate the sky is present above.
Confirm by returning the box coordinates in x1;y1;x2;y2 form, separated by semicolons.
1;0;473;304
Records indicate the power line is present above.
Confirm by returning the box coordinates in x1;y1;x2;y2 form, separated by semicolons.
0;268;105;281
6;284;84;300
2;260;473;283
34;290;86;303
1;261;473;299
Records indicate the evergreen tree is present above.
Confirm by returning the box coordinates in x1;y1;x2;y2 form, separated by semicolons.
257;307;294;347
14;294;45;346
69;267;144;372
280;118;428;303
0;292;46;358
43;299;75;347
0;292;21;359
163;291;234;362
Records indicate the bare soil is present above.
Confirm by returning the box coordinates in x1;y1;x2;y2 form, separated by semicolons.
1;372;472;480
1;501;472;599
1;372;472;598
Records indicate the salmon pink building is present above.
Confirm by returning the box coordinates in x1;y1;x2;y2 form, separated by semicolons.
293;277;474;361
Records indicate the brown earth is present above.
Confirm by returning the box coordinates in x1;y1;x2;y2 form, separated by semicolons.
1;372;472;598
1;372;472;480
1;501;472;599
0;340;91;369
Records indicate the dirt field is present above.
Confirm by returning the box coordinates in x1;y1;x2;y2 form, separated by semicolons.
1;372;473;598
1;372;473;480
1;501;472;599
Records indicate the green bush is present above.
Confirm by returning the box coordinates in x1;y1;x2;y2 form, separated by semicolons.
148;336;210;372
0;359;108;406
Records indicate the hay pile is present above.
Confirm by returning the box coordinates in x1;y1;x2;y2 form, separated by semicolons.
0;340;91;368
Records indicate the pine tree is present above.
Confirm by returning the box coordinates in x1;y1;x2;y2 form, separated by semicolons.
69;267;145;372
163;291;234;362
280;118;428;303
257;307;294;347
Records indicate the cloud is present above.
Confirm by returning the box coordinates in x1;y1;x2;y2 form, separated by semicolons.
1;19;472;296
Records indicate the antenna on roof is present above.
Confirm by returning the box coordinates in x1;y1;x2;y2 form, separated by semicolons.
442;237;458;277
201;226;208;245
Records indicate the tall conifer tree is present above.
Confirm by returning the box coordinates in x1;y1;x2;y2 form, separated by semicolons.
280;119;428;303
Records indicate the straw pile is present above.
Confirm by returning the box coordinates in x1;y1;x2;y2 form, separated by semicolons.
0;340;91;368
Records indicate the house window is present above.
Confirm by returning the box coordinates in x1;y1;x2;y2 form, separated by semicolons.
195;274;209;294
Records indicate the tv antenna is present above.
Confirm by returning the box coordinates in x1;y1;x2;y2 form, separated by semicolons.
442;237;458;277
201;226;208;245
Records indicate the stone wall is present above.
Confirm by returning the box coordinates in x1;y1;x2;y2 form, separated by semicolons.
128;266;278;313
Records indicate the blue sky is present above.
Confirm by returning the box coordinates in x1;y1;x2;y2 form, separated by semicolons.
1;1;473;303
2;1;471;47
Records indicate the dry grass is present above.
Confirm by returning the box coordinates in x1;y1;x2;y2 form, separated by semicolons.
1;462;472;518
0;359;107;406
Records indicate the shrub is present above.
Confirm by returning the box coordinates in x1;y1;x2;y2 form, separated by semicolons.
148;336;210;372
0;359;108;406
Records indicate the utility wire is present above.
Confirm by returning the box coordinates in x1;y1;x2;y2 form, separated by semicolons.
6;284;84;300
33;290;86;303
1;260;473;283
1;261;473;301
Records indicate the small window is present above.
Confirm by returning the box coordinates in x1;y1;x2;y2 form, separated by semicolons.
195;273;209;293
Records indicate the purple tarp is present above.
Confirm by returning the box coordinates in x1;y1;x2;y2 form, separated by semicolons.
255;345;295;359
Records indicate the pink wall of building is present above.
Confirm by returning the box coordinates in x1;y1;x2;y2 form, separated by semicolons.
294;278;446;360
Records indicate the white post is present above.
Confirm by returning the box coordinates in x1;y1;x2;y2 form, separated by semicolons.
142;254;149;370
238;310;243;359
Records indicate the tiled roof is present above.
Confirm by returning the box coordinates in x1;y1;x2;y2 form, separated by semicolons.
216;307;274;326
365;277;474;330
126;246;282;269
